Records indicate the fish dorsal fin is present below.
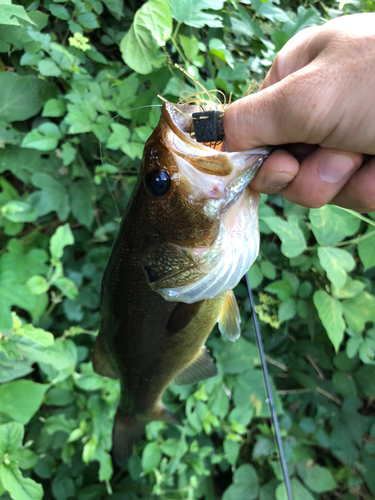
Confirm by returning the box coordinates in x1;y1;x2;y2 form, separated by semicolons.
166;301;203;337
173;347;217;386
218;290;241;342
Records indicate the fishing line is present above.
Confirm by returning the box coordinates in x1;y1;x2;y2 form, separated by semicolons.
245;274;293;500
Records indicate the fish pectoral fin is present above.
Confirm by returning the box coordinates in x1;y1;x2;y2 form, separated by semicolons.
218;290;241;342
143;243;203;289
92;334;118;379
152;404;182;426
173;346;217;386
166;301;204;337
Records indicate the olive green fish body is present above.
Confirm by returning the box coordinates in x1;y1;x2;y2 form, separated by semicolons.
94;103;271;463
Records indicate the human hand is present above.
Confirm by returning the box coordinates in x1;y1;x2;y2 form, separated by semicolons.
224;13;375;212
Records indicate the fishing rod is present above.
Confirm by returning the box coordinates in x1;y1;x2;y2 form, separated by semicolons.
246;274;293;500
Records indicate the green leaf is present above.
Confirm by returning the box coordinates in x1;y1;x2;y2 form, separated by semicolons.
317;247;355;290
42;98;66;118
30;173;70;220
309;206;347;245
355;365;375;397
0;422;24;456
247;264;263;288
15;324;54;346
48;4;70;20
120;0;172;74
342;292;375;333
297;462;337;493
262;217;306;257
1;201;38;222
54;277;78;299
22;123;62;151
60;142;76;166
278;297;296;321
313;291;345;351
0;1;35;26
220;338;259;374
265;280;291;301
49;223;74;263
0;380;49;424
38;58;62;77
106;123;130;150
170;0;224;28
276;478;314;500
0;73;49;122
26;275;49;295
141;442;162;472
222;464;258;500
69;178;94;229
77;12;99;29
0;462;43;500
358;228;375;270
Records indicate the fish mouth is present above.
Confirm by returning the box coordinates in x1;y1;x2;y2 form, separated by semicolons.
150;103;271;303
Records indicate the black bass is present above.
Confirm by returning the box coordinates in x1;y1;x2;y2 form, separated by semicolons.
93;102;270;463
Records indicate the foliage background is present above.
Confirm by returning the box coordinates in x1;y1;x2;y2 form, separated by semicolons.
0;0;375;498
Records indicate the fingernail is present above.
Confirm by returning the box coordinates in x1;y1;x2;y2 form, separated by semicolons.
319;154;356;183
265;172;296;189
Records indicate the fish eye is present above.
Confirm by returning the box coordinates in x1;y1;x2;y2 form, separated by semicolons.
145;170;171;197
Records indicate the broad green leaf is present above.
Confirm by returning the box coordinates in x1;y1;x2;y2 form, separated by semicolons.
106;123;130;150
0;380;49;424
42;98;66;117
318;247;355;290
332;372;357;397
142;442;162;472
355;365;375;397
233;370;283;417
69;178;94;229
30;173;70;220
120;0;172;74
282;6;320;37
61;142;76;166
0;422;24;456
26;275;49;295
77;12;99;29
1;201;38;222
22;123;62;151
220;338;259;374
0;1;35;26
0;462;43;500
358;228;375;270
170;0;224;28
49;223;74;263
0;357;33;383
54;277;78;299
247;264;263;288
37;58;62;77
48;4;70;20
334;279;364;299
262;217;306;257
15;324;54;346
265;280;292;301
278;297;296;321
276;478;314;500
222;464;258;500
297;462;337;493
251;0;289;23
313;291;345;351
309;206;347;245
342;292;375;333
0;73;48;122
260;261;276;280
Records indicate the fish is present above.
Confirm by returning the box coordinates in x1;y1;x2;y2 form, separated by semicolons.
92;101;270;464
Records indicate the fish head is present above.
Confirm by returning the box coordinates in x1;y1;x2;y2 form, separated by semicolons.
138;102;271;303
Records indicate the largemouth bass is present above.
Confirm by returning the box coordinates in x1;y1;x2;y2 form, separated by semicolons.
93;102;270;463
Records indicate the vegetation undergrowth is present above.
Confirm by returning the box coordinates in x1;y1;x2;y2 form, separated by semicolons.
0;0;374;499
